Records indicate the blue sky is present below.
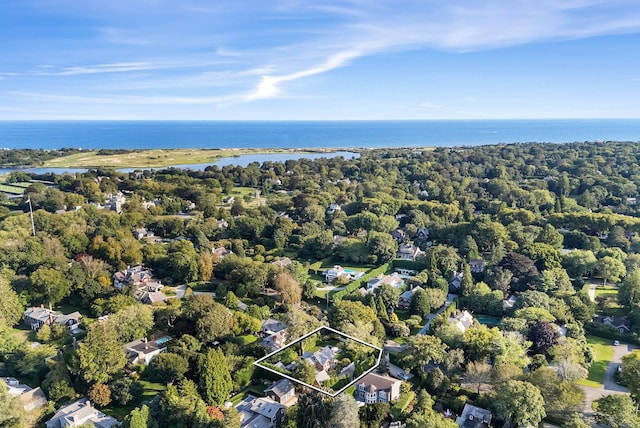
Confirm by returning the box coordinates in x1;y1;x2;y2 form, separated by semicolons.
1;0;640;120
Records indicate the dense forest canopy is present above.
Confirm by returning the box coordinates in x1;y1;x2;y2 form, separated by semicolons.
3;141;640;428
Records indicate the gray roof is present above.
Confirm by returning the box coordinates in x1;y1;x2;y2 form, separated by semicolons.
264;379;294;398
45;398;120;428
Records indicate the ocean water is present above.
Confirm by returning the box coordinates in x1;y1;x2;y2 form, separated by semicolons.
0;119;639;150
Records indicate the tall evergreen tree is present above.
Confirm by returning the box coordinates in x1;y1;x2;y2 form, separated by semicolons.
377;296;389;321
198;348;232;406
460;261;473;297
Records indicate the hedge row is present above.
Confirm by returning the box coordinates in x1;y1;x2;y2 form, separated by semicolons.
584;322;640;345
332;262;392;303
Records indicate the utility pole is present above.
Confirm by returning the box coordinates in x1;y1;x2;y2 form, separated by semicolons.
26;197;36;236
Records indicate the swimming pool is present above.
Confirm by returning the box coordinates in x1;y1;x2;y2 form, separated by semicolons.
155;337;171;345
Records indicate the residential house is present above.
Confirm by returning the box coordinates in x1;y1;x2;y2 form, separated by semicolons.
217;219;229;229
327;203;341;214
263;330;287;351
302;346;341;385
23;306;82;333
124;337;169;365
396;243;424;261
212;247;233;259
455;404;492;428
266;178;282;186
261;319;288;351
1;377;47;412
355;372;402;404
113;265;156;290
271;257;292;269
593;315;631;334
236;395;285;428
261;319;287;336
416;227;429;240
133;228;154;240
105;192;126;213
324;265;364;283
366;273;404;293
468;258;485;273
392;228;407;243
398;286;424;309
449;271;463;292
448;310;475;333
502;295;517;312
137;290;167;305
264;379;297;406
223;196;235;204
45;398;120;428
333;235;349;246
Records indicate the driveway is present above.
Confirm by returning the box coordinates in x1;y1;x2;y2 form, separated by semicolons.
581;341;637;414
418;293;456;335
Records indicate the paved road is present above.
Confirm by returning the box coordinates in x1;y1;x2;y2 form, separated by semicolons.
418;293;456;335
581;342;637;415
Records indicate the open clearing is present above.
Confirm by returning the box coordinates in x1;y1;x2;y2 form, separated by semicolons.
579;335;614;387
42;148;328;168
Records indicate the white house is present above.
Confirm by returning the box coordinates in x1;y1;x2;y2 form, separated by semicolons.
366;273;404;293
324;265;363;283
448;310;475;333
398;286;424;309
396;243;424;261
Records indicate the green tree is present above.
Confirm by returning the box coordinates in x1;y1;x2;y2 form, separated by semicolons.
327;394;359;428
562;249;597;279
0;276;23;328
198;348;232;406
366;231;398;263
460;261;473;297
410;288;430;318
30;266;71;306
0;381;24;428
399;335;447;373
149;352;189;383
493;380;546;427
620;269;640;309
598;256;626;286
594;394;640;428
77;323;127;384
124;404;153;428
297;391;330;428
109;304;154;343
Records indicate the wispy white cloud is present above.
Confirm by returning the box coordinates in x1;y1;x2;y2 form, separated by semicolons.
245;49;361;101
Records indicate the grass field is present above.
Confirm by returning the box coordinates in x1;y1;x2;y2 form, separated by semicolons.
0;184;25;194
595;286;619;297
104;379;167;419
41;148;327;168
579;335;615;387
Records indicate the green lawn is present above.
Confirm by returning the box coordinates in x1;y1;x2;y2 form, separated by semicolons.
595;286;619;297
579;335;615;387
229;384;267;406
103;379;166;420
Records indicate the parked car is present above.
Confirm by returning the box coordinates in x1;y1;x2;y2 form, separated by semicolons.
613;340;620;346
